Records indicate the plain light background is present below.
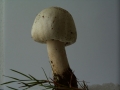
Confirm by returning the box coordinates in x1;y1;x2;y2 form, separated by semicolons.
1;0;120;89
0;0;5;89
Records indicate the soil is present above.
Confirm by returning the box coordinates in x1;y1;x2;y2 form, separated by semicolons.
53;67;78;90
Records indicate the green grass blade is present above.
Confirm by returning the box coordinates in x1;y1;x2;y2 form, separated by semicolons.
19;81;30;87
28;74;37;81
18;80;34;82
22;83;38;90
3;75;20;81
19;81;37;87
44;86;53;89
10;69;32;80
41;67;51;85
0;81;16;85
7;86;18;90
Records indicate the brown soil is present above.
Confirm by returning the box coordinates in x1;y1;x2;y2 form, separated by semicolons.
53;67;78;90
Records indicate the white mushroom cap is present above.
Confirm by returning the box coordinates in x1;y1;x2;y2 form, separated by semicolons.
31;7;77;46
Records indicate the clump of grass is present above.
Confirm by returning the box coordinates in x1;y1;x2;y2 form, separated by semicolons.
0;68;89;90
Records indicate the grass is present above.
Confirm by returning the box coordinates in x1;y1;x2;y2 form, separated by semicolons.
0;68;89;90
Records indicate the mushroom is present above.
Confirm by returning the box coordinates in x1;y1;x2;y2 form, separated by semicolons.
31;7;78;88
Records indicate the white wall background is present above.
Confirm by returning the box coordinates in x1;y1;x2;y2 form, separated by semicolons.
1;0;120;90
0;0;5;89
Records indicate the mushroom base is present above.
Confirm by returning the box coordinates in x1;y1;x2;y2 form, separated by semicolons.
53;67;78;90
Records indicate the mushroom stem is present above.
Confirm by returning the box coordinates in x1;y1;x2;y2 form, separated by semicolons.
47;40;69;75
47;40;78;88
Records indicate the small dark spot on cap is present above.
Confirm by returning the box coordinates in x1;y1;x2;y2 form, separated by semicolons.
53;20;55;23
51;61;53;63
66;42;69;44
65;42;69;45
42;16;44;18
71;32;73;34
54;72;56;75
